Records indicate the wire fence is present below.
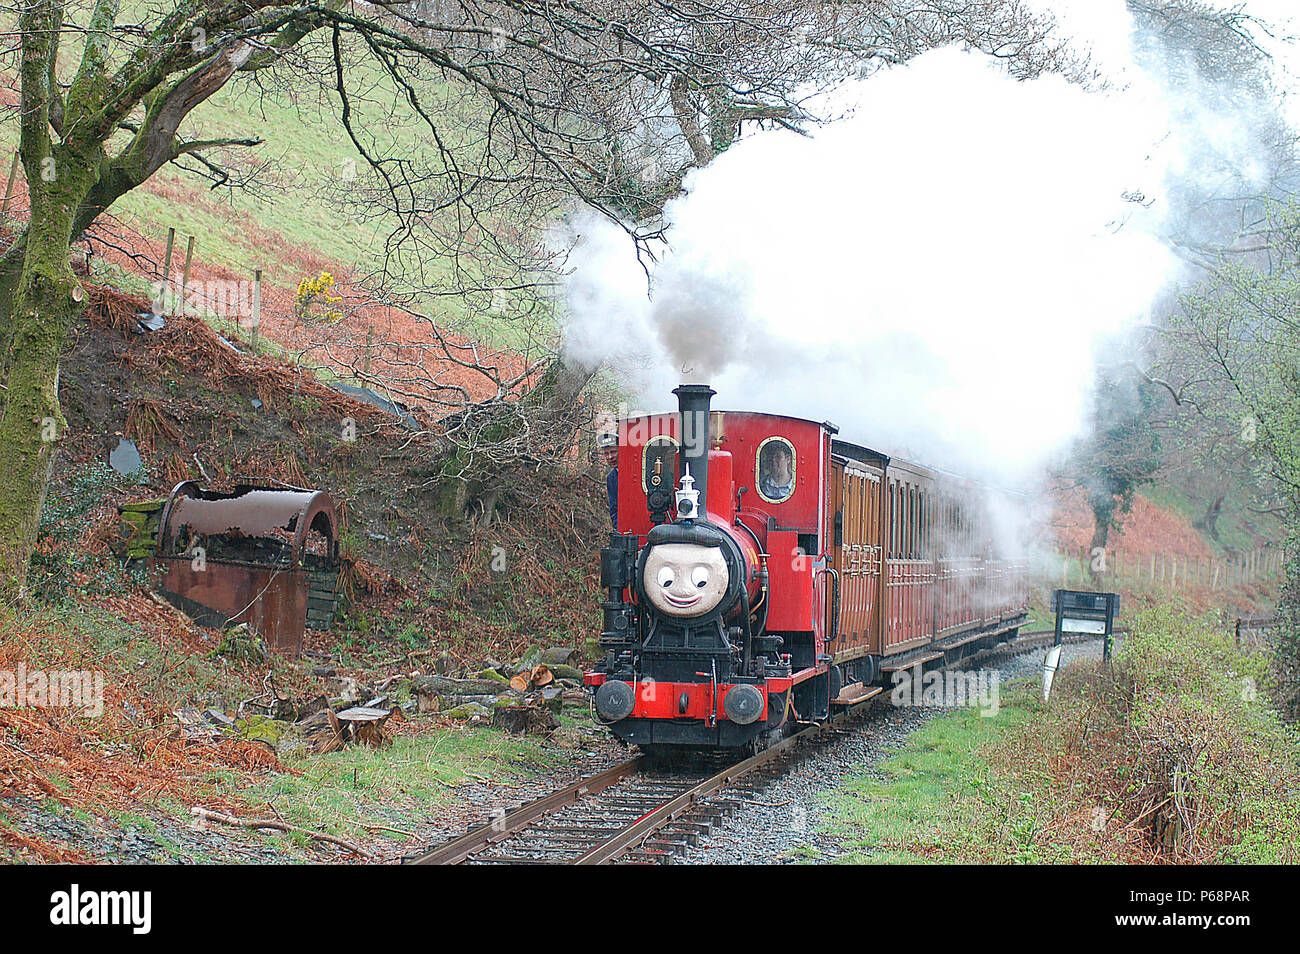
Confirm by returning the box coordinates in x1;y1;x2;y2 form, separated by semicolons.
1046;546;1283;591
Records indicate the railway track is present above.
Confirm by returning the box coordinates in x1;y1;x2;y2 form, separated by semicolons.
407;627;1106;866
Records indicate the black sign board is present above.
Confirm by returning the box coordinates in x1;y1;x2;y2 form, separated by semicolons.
1052;589;1120;660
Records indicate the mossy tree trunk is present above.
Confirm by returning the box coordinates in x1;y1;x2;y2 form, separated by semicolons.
1086;487;1117;588
0;0;91;603
0;0;815;599
0;185;93;603
0;0;295;604
2;0;71;601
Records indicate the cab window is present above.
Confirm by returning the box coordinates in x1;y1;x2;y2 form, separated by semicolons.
756;437;797;504
641;436;679;494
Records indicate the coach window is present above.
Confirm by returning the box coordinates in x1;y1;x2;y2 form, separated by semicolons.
901;485;910;559
920;491;927;558
904;486;915;561
756;437;797;504
889;484;897;558
918;490;926;558
889;486;899;561
923;492;931;557
909;487;917;559
903;485;912;559
642;436;679;494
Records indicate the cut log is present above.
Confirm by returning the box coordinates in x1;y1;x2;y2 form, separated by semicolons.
335;706;391;721
411;675;514;696
437;694;501;709
541;646;577;667
492;705;560;735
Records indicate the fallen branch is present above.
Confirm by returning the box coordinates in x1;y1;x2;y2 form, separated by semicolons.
362;823;416;838
191;806;376;860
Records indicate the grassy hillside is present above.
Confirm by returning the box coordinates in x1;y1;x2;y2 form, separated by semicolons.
0;285;612;862
0;18;550;346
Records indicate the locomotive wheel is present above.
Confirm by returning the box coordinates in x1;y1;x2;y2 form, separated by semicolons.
827;665;843;707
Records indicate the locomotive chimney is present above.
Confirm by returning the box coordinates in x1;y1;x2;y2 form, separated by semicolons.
673;383;715;523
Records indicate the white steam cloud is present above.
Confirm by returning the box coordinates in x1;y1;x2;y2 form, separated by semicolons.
562;2;1291;486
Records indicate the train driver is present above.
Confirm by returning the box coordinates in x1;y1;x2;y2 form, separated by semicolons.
599;431;620;527
759;440;795;501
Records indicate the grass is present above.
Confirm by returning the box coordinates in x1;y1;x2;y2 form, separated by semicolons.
1;592;593;860
2;600;264;714
822;607;1300;864
1141;484;1264;556
218;725;570;849
823;702;1051;864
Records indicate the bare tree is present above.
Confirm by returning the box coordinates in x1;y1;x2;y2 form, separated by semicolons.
0;0;1088;601
314;0;1093;511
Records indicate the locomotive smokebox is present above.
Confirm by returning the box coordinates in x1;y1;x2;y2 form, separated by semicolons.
673;383;715;523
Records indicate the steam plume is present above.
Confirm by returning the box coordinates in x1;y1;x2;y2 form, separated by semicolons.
563;2;1294;487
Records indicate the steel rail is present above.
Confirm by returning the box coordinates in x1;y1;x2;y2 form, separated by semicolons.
571;627;1110;863
573;718;833;864
406;756;644;865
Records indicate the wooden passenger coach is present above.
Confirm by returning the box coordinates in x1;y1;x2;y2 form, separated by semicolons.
828;437;1028;686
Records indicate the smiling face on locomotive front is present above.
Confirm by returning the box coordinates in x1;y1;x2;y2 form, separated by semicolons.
641;542;730;618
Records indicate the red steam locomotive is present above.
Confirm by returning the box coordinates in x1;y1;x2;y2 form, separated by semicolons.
585;384;1029;754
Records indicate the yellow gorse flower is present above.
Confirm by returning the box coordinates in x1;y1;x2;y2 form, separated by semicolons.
294;271;344;323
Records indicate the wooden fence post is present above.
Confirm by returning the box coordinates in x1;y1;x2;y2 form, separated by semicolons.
1;152;19;218
162;227;176;279
180;235;195;314
251;269;261;351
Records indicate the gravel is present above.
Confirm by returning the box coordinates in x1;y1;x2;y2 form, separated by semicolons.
390;727;633;861
2;721;634;865
4;797;289;864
